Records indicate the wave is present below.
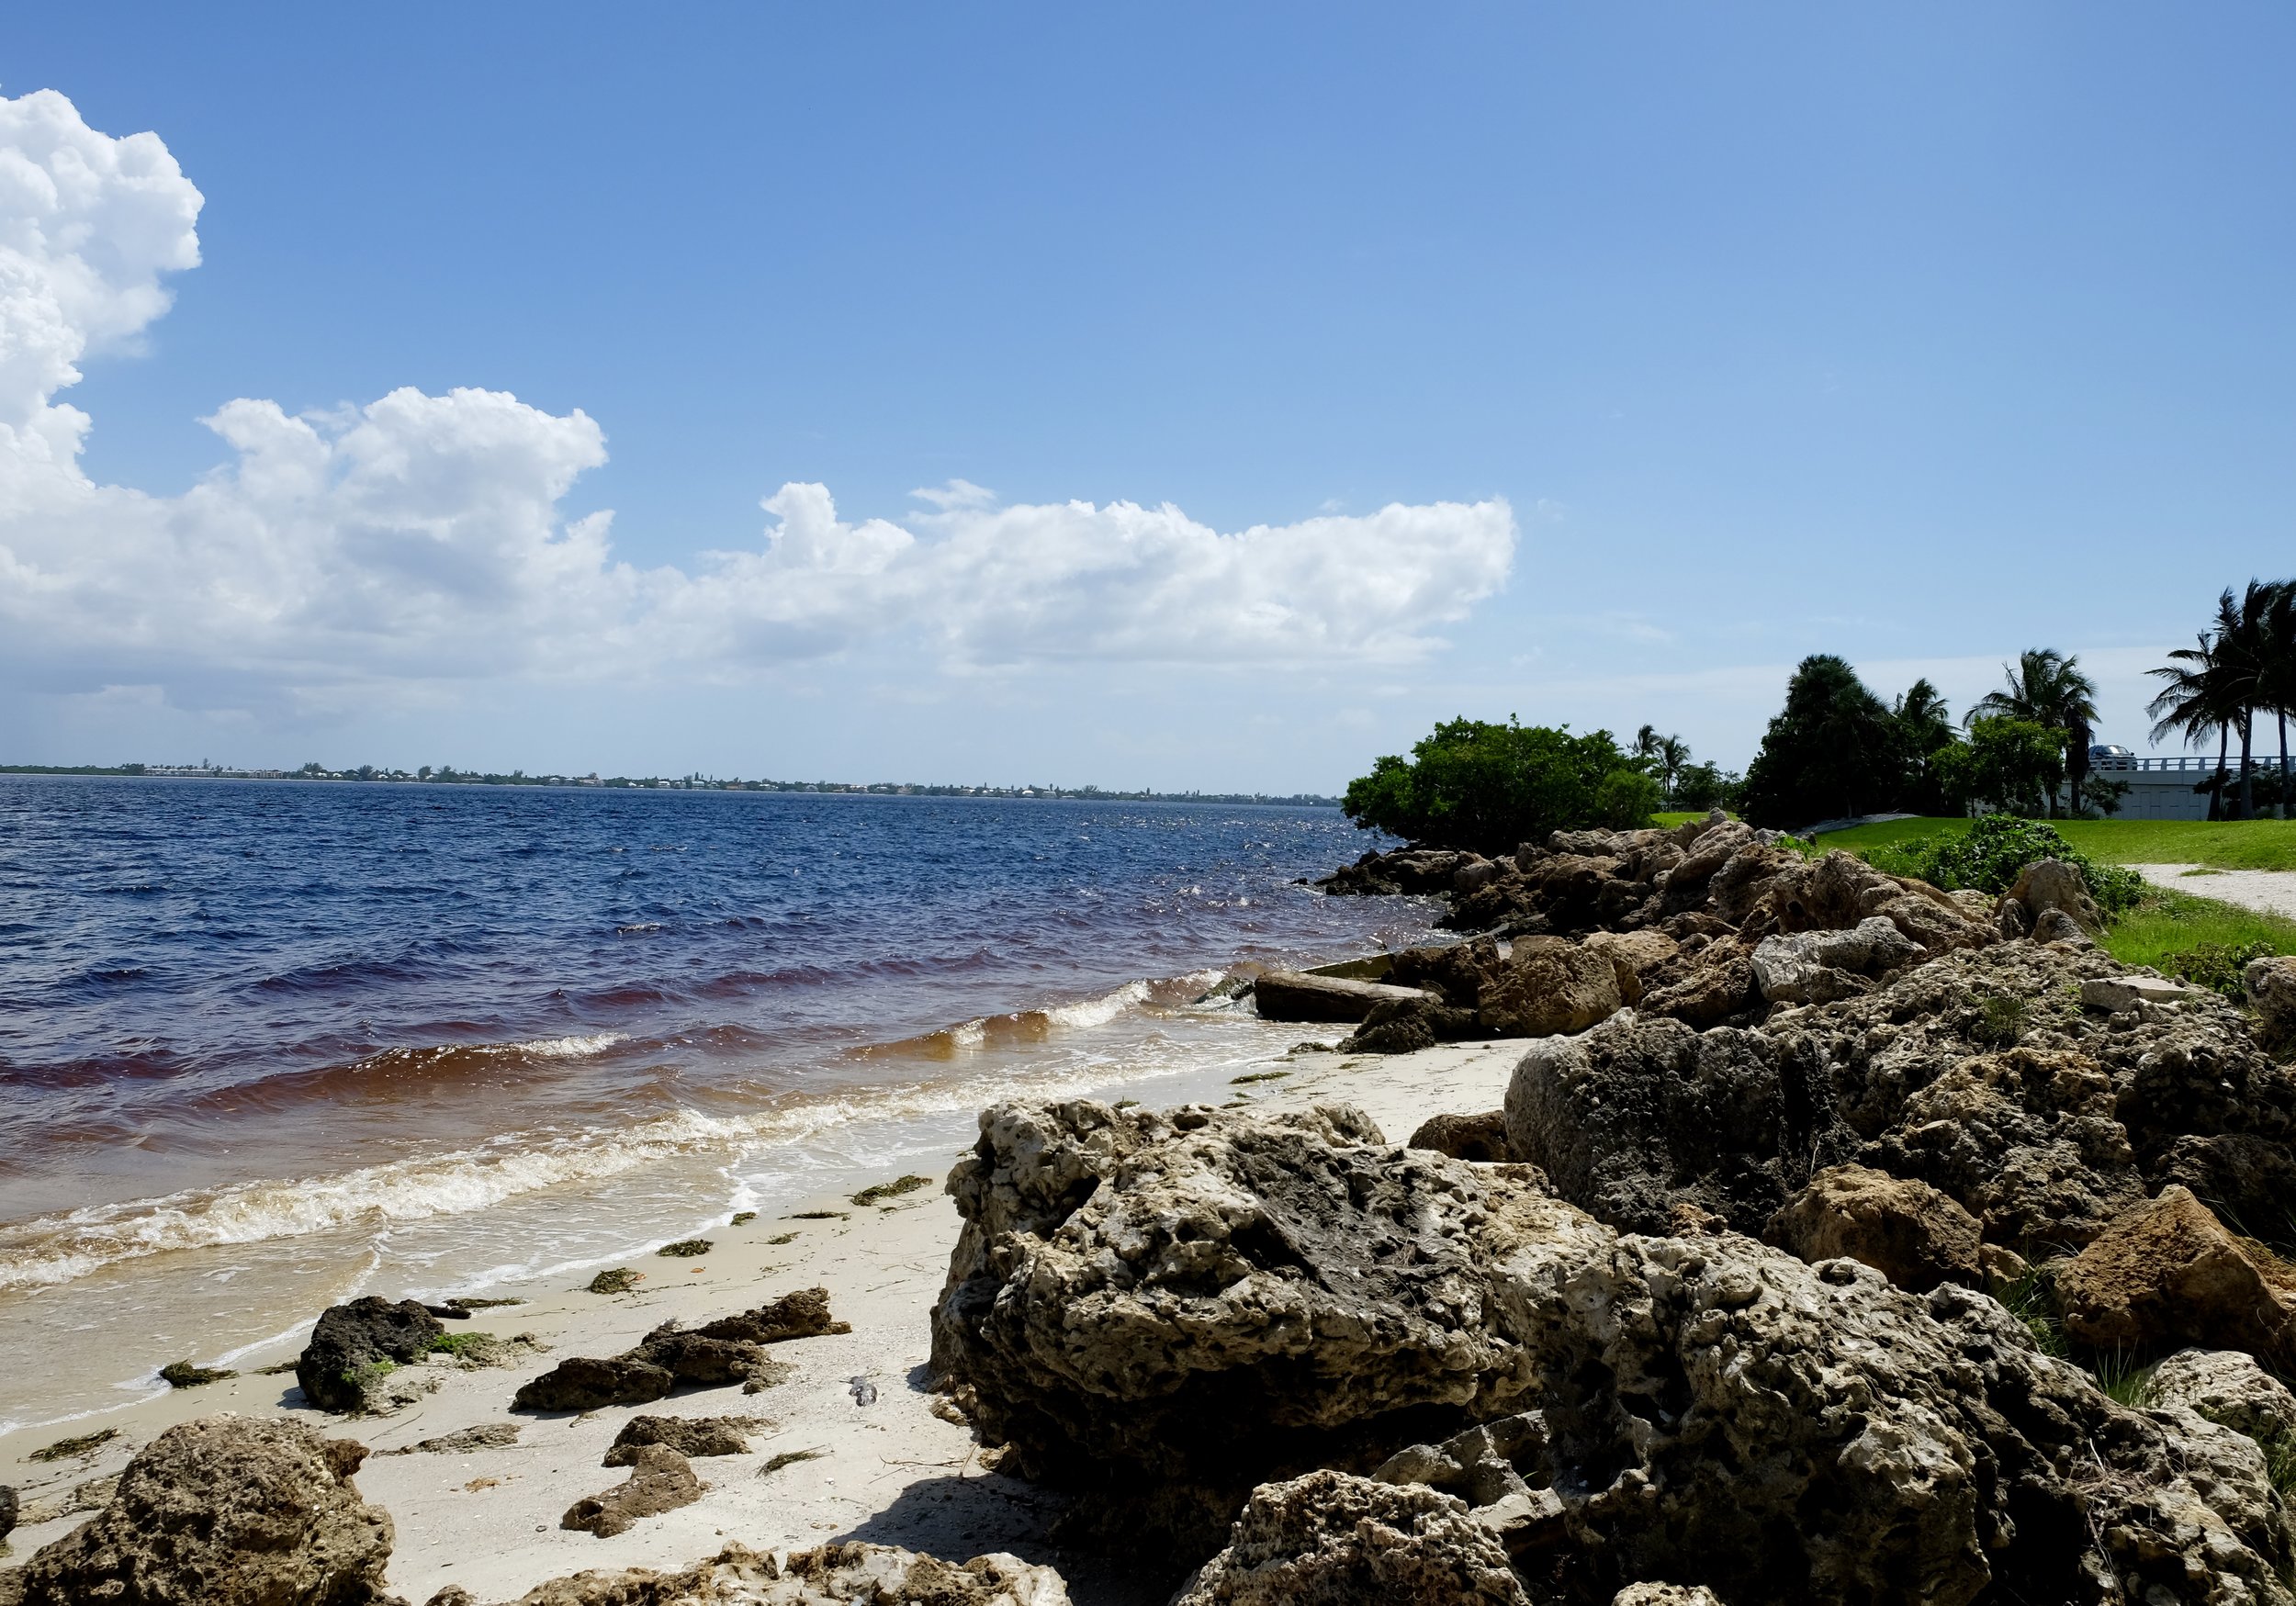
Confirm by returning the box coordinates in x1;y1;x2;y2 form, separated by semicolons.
855;971;1219;1060
0;1009;1243;1295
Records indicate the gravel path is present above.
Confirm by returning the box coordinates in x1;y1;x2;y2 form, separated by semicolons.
2134;862;2296;920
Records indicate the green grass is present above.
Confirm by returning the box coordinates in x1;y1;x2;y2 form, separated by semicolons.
1815;815;2296;870
1653;810;1732;828
425;1331;497;1359
2099;886;2296;972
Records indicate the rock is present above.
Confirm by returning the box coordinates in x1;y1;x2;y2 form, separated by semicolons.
1505;1015;1800;1235
10;1416;394;1606
1340;995;1484;1054
2151;1347;2296;1448
1581;929;1680;1003
0;1484;14;1544
2002;858;2105;936
1454;857;1503;894
381;1423;522;1455
454;1542;1071;1604
2031;907;2094;946
513;1353;677;1412
560;1444;703;1537
1405;1110;1512;1162
1635;950;1756;1027
1253;971;1439;1023
2246;954;2296;1042
2056;1185;2296;1365
1168;1470;1530;1605
1319;848;1480;898
1612;1589;1725;1606
688;1286;850;1343
2081;974;2206;1011
929;1098;1609;1552
602;1414;764;1465
1477;938;1622;1037
298;1296;447;1413
1763;1162;1985;1292
1749;915;1925;1005
514;1303;802;1410
1384;938;1507;1006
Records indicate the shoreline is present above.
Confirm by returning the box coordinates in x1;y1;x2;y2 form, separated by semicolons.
0;1033;1525;1604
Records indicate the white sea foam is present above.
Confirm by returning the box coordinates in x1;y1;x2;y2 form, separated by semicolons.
1040;979;1152;1030
511;1031;625;1059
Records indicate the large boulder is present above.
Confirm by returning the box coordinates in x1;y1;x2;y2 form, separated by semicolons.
1168;1469;1530;1606
1762;1162;1985;1292
1478;938;1622;1038
9;1416;394;1606
2151;1348;2296;1450
1255;971;1439;1024
2000;858;2105;938
2056;1186;2296;1365
929;1098;1609;1550
1406;1110;1512;1162
451;1542;1071;1605
297;1296;446;1413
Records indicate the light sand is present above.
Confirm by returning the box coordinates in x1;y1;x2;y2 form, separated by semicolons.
0;1036;1527;1605
2134;862;2296;920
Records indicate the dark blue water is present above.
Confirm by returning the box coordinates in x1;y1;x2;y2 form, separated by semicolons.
0;779;1426;1293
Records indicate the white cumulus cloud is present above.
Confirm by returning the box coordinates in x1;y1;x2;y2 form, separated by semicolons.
0;89;1517;708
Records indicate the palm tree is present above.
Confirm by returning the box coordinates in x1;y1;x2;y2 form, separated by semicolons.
1656;735;1690;805
1966;649;2100;814
2264;580;2296;818
2148;632;2234;817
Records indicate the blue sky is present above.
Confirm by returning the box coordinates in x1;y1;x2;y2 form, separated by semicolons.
2;6;2290;788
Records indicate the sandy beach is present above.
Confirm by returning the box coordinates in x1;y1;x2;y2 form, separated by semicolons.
0;1036;1525;1605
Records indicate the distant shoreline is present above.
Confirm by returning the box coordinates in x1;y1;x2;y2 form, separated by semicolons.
0;765;1339;808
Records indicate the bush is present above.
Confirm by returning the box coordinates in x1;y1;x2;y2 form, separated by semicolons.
2163;940;2277;1000
1341;718;1642;854
1863;816;2145;912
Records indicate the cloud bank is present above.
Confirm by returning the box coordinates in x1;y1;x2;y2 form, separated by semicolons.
0;90;1516;709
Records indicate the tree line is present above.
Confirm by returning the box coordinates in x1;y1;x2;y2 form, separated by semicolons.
1342;578;2296;850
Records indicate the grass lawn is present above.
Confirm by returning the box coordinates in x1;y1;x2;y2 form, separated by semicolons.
1814;815;2296;871
2100;886;2296;972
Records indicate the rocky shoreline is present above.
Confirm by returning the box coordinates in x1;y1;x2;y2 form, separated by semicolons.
8;808;2296;1602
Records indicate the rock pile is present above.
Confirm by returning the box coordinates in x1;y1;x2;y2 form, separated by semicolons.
1308;815;2001;1052
427;1541;1072;1605
931;1097;2296;1601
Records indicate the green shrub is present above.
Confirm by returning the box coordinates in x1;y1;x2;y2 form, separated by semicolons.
1863;815;2144;912
1341;718;1641;854
2162;939;2277;1000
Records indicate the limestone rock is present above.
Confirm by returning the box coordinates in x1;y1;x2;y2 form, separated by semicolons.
1750;915;1925;1005
560;1444;703;1537
1254;971;1440;1024
2002;858;2105;936
514;1302;803;1410
2056;1186;2296;1365
1341;995;1485;1054
1611;1589;1724;1606
2246;954;2296;1042
1168;1470;1530;1606
602;1413;766;1465
688;1286;851;1343
930;1098;1608;1550
2151;1348;2296;1448
10;1416;394;1606
459;1542;1070;1605
2081;973;2207;1010
1763;1162;1985;1292
1478;938;1622;1037
1405;1110;1512;1162
1509;940;2296;1262
298;1296;447;1413
1581;929;1680;1005
0;1484;14;1545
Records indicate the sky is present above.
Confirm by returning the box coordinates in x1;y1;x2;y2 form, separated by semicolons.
1;6;2290;791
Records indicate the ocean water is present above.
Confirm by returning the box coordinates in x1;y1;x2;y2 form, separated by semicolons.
0;777;1433;1428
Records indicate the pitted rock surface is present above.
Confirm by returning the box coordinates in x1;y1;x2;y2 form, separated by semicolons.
298;1295;447;1413
2151;1348;2296;1449
454;1541;1070;1604
930;1098;1608;1549
1507;940;2296;1261
1169;1469;1531;1606
9;1416;395;1606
